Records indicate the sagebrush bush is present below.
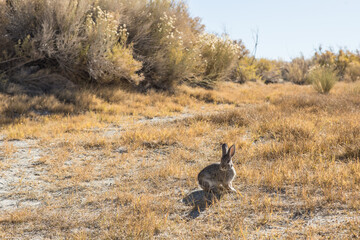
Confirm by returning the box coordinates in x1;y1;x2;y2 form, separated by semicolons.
255;58;278;77
308;66;338;94
0;0;213;91
0;0;254;92
313;49;336;68
344;61;360;82
313;48;360;81
232;56;258;83
119;0;205;90
0;0;144;86
255;58;283;83
197;35;247;87
2;0;360;94
282;56;311;84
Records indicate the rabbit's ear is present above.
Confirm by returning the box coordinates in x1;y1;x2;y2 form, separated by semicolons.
222;143;228;156
229;144;236;157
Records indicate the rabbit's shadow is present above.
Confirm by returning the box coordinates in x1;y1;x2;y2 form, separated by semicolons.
182;190;222;219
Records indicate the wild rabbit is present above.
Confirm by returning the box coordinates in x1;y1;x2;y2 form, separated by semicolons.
198;143;237;193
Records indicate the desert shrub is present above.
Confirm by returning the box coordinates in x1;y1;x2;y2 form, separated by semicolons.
197;35;247;88
313;49;336;68
0;0;143;86
0;0;250;92
344;61;360;82
308;65;338;94
312;48;360;81
255;58;283;84
282;56;311;84
120;0;204;90
231;56;258;83
0;1;10;51
0;73;8;92
83;5;143;84
255;58;278;77
334;50;350;78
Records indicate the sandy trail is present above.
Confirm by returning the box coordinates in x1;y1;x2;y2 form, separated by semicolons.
0;113;195;211
0;138;46;210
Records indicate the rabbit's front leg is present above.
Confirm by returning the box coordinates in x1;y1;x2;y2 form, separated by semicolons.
226;182;237;193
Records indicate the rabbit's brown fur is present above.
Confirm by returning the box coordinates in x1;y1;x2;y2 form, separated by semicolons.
198;143;236;193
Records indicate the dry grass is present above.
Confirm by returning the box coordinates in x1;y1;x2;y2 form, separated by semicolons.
0;81;360;239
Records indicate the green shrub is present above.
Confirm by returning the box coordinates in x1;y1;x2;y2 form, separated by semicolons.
308;66;338;94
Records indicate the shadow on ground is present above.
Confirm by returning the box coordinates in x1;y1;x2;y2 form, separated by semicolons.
182;189;222;219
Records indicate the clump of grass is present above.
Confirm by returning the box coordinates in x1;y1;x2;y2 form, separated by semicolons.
308;66;338;94
195;109;250;127
352;81;360;94
1;88;96;119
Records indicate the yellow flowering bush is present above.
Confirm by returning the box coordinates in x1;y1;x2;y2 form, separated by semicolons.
232;56;258;83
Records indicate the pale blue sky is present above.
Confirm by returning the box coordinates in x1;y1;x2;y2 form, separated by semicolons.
187;0;360;61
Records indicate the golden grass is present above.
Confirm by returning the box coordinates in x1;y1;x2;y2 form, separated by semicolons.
0;81;360;239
